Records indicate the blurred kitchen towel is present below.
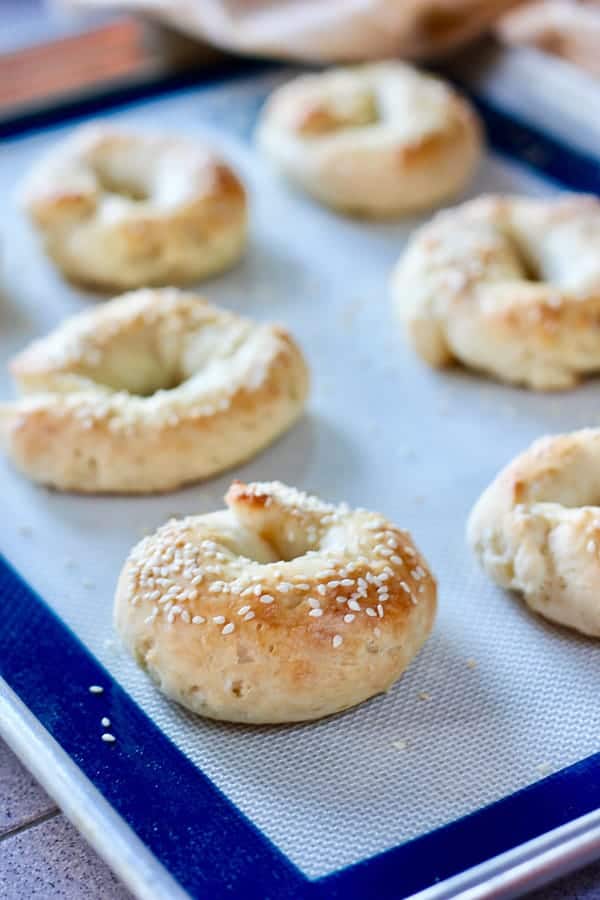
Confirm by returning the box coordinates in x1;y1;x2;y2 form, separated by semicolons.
496;0;600;76
59;0;521;61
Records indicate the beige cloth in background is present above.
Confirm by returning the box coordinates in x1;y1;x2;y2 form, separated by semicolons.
60;0;521;61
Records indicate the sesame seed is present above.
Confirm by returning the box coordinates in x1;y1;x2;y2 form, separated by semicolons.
277;583;292;592
212;615;225;624
587;539;596;554
308;608;323;617
391;555;404;566
260;595;274;604
317;585;327;596
181;610;191;624
88;685;104;695
332;635;343;649
192;616;205;624
419;691;432;702
348;599;361;612
222;623;235;635
392;739;407;751
101;717;111;728
344;614;355;623
244;611;255;621
101;733;116;743
307;597;321;609
340;579;354;587
237;605;250;616
377;604;384;618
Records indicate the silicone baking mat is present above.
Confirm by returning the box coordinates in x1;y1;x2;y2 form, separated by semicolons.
1;64;599;899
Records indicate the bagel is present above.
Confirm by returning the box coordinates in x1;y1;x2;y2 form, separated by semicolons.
20;125;248;290
0;289;309;493
115;480;437;723
255;62;482;218
497;1;600;77
468;428;600;637
392;194;600;390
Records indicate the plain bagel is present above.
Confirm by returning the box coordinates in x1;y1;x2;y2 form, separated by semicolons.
468;428;600;637
0;289;309;493
256;62;482;218
115;480;437;723
21;125;248;290
392;194;600;390
497;1;600;77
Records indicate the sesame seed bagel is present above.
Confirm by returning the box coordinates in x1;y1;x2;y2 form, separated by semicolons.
392;194;600;390
21;125;248;290
115;480;437;723
468;428;600;637
0;290;309;493
255;62;481;219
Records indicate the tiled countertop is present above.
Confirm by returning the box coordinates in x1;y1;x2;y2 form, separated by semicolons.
1;736;599;899
0;740;130;899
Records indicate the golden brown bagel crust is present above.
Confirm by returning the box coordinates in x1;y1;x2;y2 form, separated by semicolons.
256;62;481;218
0;290;309;493
21;125;248;290
115;481;437;723
468;428;600;637
392;194;600;390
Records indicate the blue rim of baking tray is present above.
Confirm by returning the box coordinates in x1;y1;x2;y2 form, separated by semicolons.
2;58;600;900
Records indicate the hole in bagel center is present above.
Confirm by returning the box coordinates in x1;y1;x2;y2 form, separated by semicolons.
231;524;318;565
257;522;340;564
501;226;563;286
510;236;544;283
93;161;149;203
77;335;186;397
301;87;380;134
93;365;183;397
77;320;251;397
418;8;467;40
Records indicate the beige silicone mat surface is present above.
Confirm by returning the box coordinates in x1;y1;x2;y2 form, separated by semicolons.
1;70;599;879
